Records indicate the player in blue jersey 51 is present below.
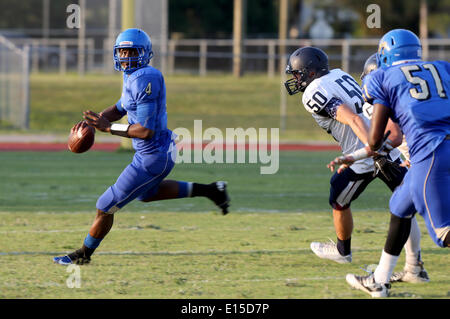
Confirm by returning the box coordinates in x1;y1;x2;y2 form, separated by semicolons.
284;46;427;276
341;29;450;297
53;28;230;266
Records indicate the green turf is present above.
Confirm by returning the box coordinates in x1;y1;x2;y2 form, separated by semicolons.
5;72;338;142
0;150;448;299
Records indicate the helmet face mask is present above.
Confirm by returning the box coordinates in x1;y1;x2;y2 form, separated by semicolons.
113;28;153;72
285;67;309;95
284;46;329;95
114;47;148;72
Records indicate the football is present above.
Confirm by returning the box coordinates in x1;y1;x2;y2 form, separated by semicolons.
68;122;95;153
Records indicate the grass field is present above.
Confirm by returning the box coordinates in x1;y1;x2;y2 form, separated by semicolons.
0;150;448;299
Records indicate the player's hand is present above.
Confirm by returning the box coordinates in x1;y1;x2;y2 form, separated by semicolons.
83;110;111;133
327;155;355;173
71;120;88;134
400;160;411;168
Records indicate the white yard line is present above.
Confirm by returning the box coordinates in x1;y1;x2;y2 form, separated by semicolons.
0;246;380;256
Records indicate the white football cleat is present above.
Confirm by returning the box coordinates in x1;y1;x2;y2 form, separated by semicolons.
346;273;391;298
390;261;430;283
310;240;352;264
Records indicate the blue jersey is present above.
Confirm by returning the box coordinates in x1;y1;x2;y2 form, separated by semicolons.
362;60;450;163
116;66;172;154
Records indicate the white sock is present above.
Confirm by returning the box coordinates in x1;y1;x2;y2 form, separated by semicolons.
374;250;399;284
404;216;422;266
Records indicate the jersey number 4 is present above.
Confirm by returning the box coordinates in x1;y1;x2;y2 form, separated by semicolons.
400;64;447;100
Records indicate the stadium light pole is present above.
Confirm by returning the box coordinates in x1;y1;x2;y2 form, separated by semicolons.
119;0;135;150
77;0;86;76
279;0;288;132
105;0;118;74
233;0;247;78
160;0;168;75
42;0;50;69
420;0;428;61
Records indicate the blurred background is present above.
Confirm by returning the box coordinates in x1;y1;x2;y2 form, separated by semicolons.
0;0;449;141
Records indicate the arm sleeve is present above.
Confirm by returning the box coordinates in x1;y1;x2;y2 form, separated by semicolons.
321;97;342;119
115;98;127;115
130;75;162;130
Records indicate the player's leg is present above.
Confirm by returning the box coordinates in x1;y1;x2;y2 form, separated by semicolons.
333;207;353;253
346;170;417;297
390;215;429;283
410;141;450;248
311;168;374;263
57;209;114;265
141;180;230;214
376;160;428;283
54;152;174;265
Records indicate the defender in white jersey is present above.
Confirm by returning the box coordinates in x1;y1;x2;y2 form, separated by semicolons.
284;47;424;270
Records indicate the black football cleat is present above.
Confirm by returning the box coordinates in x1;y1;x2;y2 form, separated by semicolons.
208;181;230;215
53;254;91;265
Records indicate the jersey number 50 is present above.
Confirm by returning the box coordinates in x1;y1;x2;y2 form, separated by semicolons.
400;64;447;100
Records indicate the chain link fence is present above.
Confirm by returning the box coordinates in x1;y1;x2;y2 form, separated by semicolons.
6;37;450;76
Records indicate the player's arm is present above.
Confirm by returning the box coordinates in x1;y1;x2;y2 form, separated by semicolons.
98;104;125;123
363;101;402;150
384;119;402;148
327;117;398;173
369;103;390;151
335;103;371;144
83;110;154;139
327;103;375;172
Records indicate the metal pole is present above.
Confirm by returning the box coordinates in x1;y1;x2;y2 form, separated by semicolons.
341;39;350;73
168;40;175;74
420;0;428;61
268;40;275;78
120;0;135;150
122;0;135;30
22;45;30;129
78;0;86;76
106;0;117;74
87;39;94;72
59;40;67;75
233;0;246;77
42;0;50;70
279;0;288;131
278;0;288;72
160;0;168;75
199;40;207;76
32;41;39;73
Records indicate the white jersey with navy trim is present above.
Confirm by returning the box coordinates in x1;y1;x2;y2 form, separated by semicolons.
302;68;399;174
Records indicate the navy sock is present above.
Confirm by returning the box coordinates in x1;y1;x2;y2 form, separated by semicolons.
69;234;103;260
337;238;351;256
191;183;212;197
177;181;192;198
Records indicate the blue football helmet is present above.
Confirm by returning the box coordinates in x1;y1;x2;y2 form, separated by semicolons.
377;29;422;68
113;28;153;72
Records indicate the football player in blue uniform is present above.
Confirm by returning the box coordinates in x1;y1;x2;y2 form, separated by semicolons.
343;29;450;297
357;53;429;284
53;28;230;265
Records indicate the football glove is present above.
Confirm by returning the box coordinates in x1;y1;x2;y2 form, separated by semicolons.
372;155;404;183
